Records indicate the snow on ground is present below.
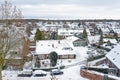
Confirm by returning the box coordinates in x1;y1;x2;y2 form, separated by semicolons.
2;47;88;80
2;65;88;80
61;65;88;80
74;47;88;61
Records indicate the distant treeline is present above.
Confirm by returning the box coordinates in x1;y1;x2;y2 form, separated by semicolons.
0;19;120;23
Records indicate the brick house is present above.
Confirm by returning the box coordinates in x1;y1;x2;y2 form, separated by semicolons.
5;38;30;70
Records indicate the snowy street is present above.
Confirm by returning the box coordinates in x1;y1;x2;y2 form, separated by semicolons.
2;65;88;80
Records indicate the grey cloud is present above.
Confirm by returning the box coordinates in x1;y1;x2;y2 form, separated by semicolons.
1;0;120;19
1;0;119;6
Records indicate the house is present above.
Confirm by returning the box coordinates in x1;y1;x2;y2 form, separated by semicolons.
66;36;87;47
33;39;77;68
0;24;4;31
5;50;23;70
87;35;100;45
105;44;120;77
33;35;88;68
6;38;30;70
99;25;110;36
39;23;62;32
28;28;37;52
35;40;76;60
73;39;87;47
45;24;62;32
58;28;91;37
112;24;120;37
102;38;117;49
103;38;117;44
3;25;30;70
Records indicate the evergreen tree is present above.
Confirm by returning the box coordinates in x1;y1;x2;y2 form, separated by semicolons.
35;56;40;68
49;52;58;67
82;28;88;39
99;29;102;35
99;32;103;45
35;28;43;40
113;33;118;41
107;40;111;46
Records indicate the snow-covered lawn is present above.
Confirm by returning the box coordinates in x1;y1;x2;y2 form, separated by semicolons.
61;65;88;80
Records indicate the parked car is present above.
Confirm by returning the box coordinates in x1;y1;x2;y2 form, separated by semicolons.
18;70;33;77
50;69;63;75
33;70;47;77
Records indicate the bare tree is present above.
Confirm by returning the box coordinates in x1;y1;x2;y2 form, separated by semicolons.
0;1;22;19
0;1;23;79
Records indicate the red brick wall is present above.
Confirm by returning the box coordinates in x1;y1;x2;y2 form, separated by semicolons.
80;70;103;80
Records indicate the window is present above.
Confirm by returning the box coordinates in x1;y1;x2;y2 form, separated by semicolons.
70;32;74;34
68;55;74;59
62;47;73;50
61;55;68;59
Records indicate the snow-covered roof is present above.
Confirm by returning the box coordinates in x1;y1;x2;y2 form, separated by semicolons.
112;27;120;37
45;24;57;27
0;25;4;30
106;44;120;69
87;35;100;44
33;70;46;74
58;28;91;36
29;34;35;41
31;28;36;34
36;22;43;27
36;40;76;55
5;51;22;59
66;36;79;42
103;38;117;44
100;26;110;34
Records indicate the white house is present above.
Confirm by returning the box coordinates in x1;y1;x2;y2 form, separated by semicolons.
112;25;120;37
58;28;91;37
103;38;117;45
39;23;62;32
33;36;84;68
100;26;110;35
87;35;100;44
35;40;76;60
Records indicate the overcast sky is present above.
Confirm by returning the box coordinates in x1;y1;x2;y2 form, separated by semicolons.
1;0;120;19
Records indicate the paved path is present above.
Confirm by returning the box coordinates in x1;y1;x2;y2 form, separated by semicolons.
64;60;87;69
